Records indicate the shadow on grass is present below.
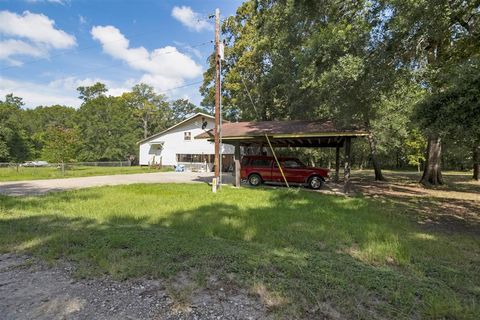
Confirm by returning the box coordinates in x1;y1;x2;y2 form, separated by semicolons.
350;170;480;236
354;170;480;194
0;188;479;319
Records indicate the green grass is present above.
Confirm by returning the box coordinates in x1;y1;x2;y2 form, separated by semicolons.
0;184;479;319
0;165;172;182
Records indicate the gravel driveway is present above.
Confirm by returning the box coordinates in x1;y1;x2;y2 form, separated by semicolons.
0;254;268;320
0;172;229;196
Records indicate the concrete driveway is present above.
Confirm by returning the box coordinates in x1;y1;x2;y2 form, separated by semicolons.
0;172;223;196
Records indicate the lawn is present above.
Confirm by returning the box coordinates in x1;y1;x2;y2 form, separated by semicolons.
0;165;172;182
0;182;478;319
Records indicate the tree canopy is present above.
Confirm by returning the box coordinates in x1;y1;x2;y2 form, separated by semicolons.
199;0;479;183
0;83;204;164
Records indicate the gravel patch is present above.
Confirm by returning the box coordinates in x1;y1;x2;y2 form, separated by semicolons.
0;254;269;320
0;172;219;196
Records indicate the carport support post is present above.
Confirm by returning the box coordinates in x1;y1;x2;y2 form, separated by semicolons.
234;142;241;187
343;137;352;193
335;144;340;182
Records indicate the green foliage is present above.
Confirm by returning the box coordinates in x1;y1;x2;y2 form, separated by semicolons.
77;94;137;161
198;0;478;173
171;98;205;121
77;82;108;102
23;105;77;159
415;57;480;141
121;83;171;139
0;94;32;163
23;105;77;133
1;82;204;164
405;129;427;170
40;126;82;163
202;0;397;124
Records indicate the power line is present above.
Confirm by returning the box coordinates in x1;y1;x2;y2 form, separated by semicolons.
68;40;212;78
240;76;260;120
157;80;204;94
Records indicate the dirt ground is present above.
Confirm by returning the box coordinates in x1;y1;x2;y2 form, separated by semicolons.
0;254;269;320
352;171;480;234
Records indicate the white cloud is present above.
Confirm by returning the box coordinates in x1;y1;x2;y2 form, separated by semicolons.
1;74;203;108
90;25;203;91
1;23;205;108
0;77;82;108
78;15;87;25
171;6;212;32
48;76;132;96
0;76;132;108
0;39;47;65
173;41;204;59
0;11;76;48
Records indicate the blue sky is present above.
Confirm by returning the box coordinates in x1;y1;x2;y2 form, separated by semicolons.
0;0;243;108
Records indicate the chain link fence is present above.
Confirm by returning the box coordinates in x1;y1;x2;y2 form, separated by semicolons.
0;161;131;169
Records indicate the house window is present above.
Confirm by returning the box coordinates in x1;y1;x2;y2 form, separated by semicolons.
184;132;191;140
177;154;214;163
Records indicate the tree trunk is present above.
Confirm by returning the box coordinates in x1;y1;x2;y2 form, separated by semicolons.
420;135;443;185
473;144;479;181
143;119;148;139
367;132;386;181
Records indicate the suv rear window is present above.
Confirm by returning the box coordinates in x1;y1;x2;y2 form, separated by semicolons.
283;159;303;168
250;159;271;167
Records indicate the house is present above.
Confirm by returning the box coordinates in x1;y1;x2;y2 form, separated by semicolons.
138;113;234;172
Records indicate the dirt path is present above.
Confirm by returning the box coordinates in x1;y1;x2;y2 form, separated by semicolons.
0;172;222;196
0;254;268;320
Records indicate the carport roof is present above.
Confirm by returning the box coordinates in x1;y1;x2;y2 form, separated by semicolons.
195;120;367;147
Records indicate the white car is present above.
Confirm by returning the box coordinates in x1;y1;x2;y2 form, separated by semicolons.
21;161;49;167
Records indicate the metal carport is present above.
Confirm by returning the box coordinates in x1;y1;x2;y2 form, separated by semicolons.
196;120;368;193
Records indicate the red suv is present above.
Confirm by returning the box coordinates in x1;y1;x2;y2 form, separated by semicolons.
240;156;329;189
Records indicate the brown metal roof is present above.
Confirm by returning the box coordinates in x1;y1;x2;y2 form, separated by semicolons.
195;120;367;148
195;120;367;140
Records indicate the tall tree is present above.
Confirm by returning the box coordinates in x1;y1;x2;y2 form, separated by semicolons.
405;129;427;173
380;0;479;184
77;82;108;102
201;0;399;180
23;105;77;159
0;94;31;163
122;83;171;139
77;84;137;161
41;126;82;165
171;98;204;121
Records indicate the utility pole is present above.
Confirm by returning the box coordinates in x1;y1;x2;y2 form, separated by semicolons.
214;8;220;184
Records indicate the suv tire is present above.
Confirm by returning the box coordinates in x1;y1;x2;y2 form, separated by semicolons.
308;176;323;189
248;173;262;187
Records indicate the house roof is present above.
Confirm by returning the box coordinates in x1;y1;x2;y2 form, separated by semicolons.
195;120;367;140
137;112;214;144
195;119;367;148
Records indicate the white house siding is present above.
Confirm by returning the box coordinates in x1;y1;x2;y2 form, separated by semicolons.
139;115;234;167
